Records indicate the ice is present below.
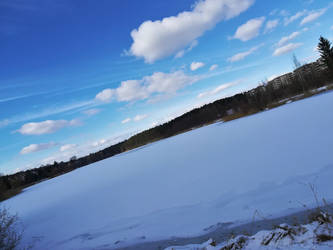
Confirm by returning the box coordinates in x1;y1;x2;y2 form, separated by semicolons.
3;91;333;249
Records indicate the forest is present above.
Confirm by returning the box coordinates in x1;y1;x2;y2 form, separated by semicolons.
1;36;333;201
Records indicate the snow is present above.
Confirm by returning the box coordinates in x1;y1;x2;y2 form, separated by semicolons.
167;217;333;250
3;91;333;249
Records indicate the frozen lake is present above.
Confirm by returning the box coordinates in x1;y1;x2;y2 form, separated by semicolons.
3;91;333;249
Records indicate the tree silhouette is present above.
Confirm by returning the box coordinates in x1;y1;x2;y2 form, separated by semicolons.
317;36;333;70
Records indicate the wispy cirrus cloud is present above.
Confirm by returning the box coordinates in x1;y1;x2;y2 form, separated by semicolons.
0;90;53;104
82;108;101;116
227;45;262;63
264;19;279;33
0;100;94;128
20;142;57;155
121;114;148;125
300;8;327;25
60;144;77;152
198;81;239;98
209;64;218;71
284;10;307;26
277;31;301;46
121;118;131;124
17;119;81;135
273;43;303;56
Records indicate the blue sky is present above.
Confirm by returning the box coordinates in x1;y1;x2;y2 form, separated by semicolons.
0;0;332;174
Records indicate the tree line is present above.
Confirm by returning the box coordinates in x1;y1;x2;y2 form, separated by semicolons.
1;36;333;201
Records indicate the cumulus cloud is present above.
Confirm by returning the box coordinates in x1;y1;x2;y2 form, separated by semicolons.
198;81;238;98
96;71;199;103
264;19;279;33
96;89;114;103
273;43;303;56
233;17;265;41
284;10;307;25
277;31;301;46
227;45;262;62
18;119;80;135
82;108;101;116
190;62;205;71
134;114;148;122
20;142;56;155
60;144;77;152
300;8;327;25
209;64;219;71
128;0;254;63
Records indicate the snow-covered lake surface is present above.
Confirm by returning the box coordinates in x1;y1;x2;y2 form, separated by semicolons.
3;91;333;249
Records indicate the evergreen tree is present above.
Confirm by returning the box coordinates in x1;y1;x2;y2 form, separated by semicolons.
317;36;333;70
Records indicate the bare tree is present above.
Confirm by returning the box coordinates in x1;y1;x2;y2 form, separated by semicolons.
0;208;22;250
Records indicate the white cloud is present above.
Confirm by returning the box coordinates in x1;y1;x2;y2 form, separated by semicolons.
129;0;254;63
0;100;94;128
198;81;238;98
233;17;265;41
82;108;101;116
121;118;131;124
277;31;301;46
0;119;9;128
92;139;107;147
331;25;333;30
96;71;199;103
284;10;307;25
209;64;218;71
122;114;148;124
279;10;289;17
273;43;303;56
134;114;148;122
227;45;261;62
264;19;279;33
116;80;149;102
300;8;326;25
146;71;199;94
60;144;77;152
20;142;56;155
190;62;205;71
269;9;278;16
96;89;114;103
175;40;198;58
18;119;80;135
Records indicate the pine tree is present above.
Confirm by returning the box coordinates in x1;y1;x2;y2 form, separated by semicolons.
317;36;333;70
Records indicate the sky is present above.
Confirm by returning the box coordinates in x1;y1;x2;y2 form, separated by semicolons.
0;0;332;174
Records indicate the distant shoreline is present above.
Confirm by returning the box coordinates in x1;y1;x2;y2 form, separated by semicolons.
1;82;333;202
